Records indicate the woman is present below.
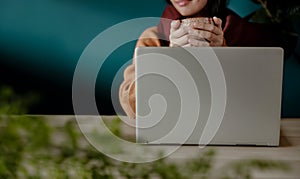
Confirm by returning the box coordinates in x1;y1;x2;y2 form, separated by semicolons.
119;0;281;119
159;0;227;47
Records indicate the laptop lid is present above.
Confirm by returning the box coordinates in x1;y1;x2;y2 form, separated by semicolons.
135;47;283;146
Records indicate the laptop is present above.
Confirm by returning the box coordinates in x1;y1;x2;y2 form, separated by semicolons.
135;47;283;146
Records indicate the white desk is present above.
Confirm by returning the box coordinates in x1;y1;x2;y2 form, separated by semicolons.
44;116;300;179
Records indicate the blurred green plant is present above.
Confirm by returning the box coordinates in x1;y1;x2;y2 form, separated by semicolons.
250;0;300;55
251;0;300;24
221;159;290;179
0;86;39;114
0;86;291;178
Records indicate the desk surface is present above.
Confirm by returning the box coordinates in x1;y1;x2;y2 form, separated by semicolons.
43;116;300;179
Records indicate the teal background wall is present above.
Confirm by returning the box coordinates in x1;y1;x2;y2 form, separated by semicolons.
0;0;299;116
0;0;166;114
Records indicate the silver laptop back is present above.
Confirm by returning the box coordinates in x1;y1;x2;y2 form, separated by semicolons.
135;47;283;146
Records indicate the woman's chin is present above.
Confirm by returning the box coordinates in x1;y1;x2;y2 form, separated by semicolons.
177;9;195;17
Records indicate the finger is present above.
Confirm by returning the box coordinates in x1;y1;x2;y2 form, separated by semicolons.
170;34;189;47
188;29;217;42
213;16;222;29
209;37;224;46
170;26;188;39
170;20;181;33
192;22;222;35
182;43;192;47
188;38;209;47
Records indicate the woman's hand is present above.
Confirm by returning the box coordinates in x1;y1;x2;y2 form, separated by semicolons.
169;20;191;47
187;17;224;46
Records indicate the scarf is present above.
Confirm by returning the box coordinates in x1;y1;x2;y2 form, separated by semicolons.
157;5;182;46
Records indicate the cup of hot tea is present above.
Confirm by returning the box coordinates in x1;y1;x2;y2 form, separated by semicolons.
180;17;214;28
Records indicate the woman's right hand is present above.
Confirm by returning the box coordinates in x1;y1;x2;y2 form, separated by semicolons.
169;20;191;47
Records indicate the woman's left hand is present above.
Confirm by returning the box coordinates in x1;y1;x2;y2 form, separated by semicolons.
187;17;224;46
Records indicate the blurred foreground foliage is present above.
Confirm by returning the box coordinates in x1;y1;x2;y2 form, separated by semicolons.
0;86;290;178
